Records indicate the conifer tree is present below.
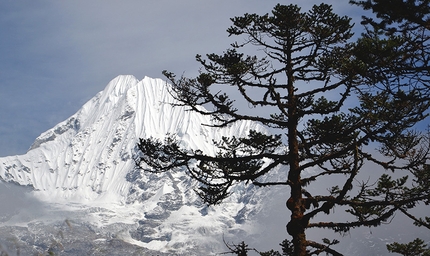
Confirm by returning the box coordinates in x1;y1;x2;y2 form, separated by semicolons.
350;0;430;101
387;238;430;256
350;1;430;254
136;3;430;255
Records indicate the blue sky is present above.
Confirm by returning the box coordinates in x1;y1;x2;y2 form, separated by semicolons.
0;1;358;156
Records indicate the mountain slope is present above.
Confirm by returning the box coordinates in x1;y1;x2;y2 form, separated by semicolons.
0;75;272;254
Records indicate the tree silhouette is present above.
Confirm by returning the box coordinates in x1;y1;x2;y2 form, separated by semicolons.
136;3;430;255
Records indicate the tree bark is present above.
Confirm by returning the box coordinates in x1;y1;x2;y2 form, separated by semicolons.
285;41;307;256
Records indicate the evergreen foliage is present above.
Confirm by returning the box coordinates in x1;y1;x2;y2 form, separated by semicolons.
387;238;430;256
136;2;430;255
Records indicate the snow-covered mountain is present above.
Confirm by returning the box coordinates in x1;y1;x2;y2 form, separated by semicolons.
0;75;264;200
1;75;426;256
0;75;276;255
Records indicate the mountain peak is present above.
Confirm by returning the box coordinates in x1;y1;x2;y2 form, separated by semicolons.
0;76;270;253
0;76;216;199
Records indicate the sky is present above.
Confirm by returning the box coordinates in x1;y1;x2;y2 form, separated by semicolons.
0;0;361;157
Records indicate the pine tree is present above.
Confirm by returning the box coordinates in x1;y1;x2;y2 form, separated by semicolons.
136;3;430;255
350;0;430;99
387;238;430;256
350;1;430;254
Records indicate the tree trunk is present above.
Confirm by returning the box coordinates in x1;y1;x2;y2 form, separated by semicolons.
286;119;307;256
285;46;307;255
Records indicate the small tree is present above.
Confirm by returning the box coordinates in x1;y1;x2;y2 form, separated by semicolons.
136;3;430;255
222;240;256;256
387;238;430;256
